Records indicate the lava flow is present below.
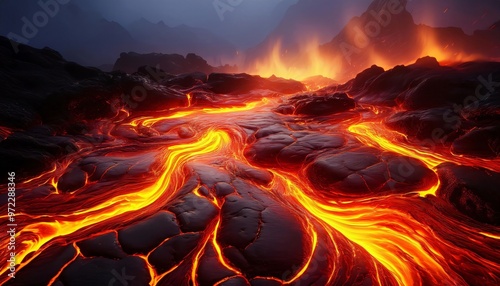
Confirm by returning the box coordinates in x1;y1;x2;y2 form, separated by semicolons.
2;0;500;284
2;80;500;286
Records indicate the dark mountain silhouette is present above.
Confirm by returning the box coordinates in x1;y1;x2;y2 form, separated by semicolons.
407;0;500;34
320;0;500;80
0;35;303;180
112;52;237;75
126;18;237;65
244;0;500;81
245;0;372;64
0;3;138;66
1;3;238;67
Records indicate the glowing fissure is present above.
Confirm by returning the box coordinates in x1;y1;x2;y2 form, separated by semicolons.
271;172;449;286
2;97;500;286
130;98;269;128
4;129;231;272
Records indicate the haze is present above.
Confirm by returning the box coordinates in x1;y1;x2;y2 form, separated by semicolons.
1;0;498;67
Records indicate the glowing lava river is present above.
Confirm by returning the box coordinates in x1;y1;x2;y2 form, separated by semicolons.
2;77;500;286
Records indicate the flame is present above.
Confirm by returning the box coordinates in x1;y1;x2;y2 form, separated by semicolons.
245;19;494;84
247;39;342;81
416;28;483;64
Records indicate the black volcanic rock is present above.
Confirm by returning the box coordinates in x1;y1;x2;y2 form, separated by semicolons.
401;75;479;110
218;276;250;286
0;36;191;181
4;244;77;286
452;126;500;158
347;59;453;107
306;149;437;197
385;108;464;145
59;256;151;286
348;59;500;159
165;72;208;88
277;133;345;168
0;36;187;127
168;193;219;232
0;126;77;181
64;61;101;79
245;123;347;170
77;232;128;259
207;73;261;94
118;211;181;254
196;245;237;285
437;163;500;225
292;93;356;116
113;52;214;74
413;56;440;68
347;64;385;94
148;233;201;274
57;167;87;193
219;180;307;280
250;279;282;286
206;73;305;94
245;132;296;167
113;52;237;75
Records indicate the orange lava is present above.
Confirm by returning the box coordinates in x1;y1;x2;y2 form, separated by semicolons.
1;95;500;286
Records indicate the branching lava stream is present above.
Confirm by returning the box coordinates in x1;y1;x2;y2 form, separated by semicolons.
1;93;500;286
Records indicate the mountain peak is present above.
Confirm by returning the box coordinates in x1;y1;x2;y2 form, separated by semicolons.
157;20;168;27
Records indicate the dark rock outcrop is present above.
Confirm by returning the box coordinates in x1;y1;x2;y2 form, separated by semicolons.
113;52;220;75
206;73;305;95
321;0;500;80
306;149;437;197
346;58;500;159
437;163;500;225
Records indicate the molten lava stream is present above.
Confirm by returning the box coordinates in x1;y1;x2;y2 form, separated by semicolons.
0;129;233;281
0;99;276;284
348;122;500;185
267;170;500;286
128;98;271;128
1;96;500;286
